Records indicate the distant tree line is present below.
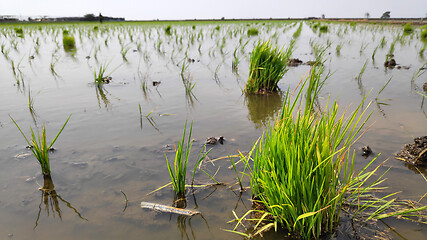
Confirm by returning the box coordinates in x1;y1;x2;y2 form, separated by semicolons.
0;13;124;23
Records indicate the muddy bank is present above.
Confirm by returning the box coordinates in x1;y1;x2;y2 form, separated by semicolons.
396;136;427;166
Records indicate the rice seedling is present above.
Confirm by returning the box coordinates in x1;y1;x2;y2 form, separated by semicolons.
232;47;240;73
14;27;23;37
62;34;76;52
231;76;371;238
372;45;379;60
375;77;392;106
10;39;19;50
165;25;172;35
386;40;396;61
421;28;427;42
292;22;303;39
165;121;209;197
229;156;244;192
247;28;259;36
27;88;38;121
305;63;329;110
380;36;387;48
245;40;294;94
50;54;60;77
356;59;368;81
11;58;24;88
121;44;131;61
311;42;329;64
94;63;110;86
181;72;196;97
231;77;427;239
403;23;414;35
319;25;328;33
0;42;6;54
335;43;342;55
360;41;369;54
419;44;426;58
411;64;426;87
9;115;71;176
93;62;121;86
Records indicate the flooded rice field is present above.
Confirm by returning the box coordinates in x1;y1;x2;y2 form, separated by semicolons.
0;21;426;239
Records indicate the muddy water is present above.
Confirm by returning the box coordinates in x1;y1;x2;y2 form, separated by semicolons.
0;21;426;239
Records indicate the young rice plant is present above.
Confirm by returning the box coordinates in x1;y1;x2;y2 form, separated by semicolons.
165;121;209;197
245;40;294;94
10;115;71;176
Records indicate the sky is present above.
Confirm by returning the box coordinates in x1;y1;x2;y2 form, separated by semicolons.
1;0;426;20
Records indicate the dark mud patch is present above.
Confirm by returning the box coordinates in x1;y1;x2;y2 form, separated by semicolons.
205;136;224;145
384;59;397;68
288;58;303;67
396;136;427;166
361;145;373;158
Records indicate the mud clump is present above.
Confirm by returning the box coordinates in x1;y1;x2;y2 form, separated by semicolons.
288;58;303;66
361;145;373;158
205;136;224;145
396;136;427;166
423;82;427;92
384;59;396;68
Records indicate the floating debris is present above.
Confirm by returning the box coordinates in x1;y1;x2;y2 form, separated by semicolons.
141;202;200;216
15;153;32;159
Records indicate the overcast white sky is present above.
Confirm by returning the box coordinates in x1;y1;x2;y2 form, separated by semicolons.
1;0;426;20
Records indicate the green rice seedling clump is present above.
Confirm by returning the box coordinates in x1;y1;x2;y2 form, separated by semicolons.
165;25;172;35
247;28;259;36
403;23;414;34
238;79;372;238
63;35;76;52
10;115;71;176
319;25;328;32
245;40;294;94
421;28;427;42
14;27;23;36
293;22;303;38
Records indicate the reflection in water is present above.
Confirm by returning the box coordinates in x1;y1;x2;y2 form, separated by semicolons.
245;92;283;129
95;84;112;110
181;73;198;109
177;215;195;240
404;163;427;180
34;174;87;229
172;192;211;240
